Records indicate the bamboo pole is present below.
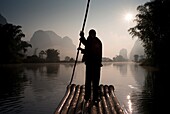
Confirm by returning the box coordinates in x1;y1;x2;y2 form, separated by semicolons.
70;0;91;85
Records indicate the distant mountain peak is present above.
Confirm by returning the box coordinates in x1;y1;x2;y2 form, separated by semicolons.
63;36;73;44
129;38;145;60
28;30;76;60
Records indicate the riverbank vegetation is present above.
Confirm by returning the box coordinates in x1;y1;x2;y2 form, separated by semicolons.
0;23;76;64
1;0;169;69
0;23;32;64
128;0;169;70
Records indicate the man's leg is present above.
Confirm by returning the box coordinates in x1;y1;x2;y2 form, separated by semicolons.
93;66;100;103
85;65;91;101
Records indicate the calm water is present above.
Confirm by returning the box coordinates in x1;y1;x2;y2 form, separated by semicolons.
0;62;163;114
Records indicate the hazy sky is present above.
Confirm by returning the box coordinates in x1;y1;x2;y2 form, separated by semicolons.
0;0;149;58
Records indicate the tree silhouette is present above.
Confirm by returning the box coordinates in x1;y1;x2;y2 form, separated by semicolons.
64;56;70;61
128;0;170;68
0;23;32;63
39;50;46;59
134;54;139;62
45;49;60;62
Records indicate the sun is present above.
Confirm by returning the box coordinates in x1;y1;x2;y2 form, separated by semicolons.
124;13;133;22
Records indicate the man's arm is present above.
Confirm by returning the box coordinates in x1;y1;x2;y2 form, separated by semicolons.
79;31;87;46
77;47;85;54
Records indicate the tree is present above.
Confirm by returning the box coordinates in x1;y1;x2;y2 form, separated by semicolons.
39;50;46;59
0;23;32;63
128;0;170;68
65;56;70;61
45;49;60;62
113;55;126;62
69;58;75;62
134;54;139;62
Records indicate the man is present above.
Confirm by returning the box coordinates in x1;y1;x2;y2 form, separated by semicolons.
78;29;102;106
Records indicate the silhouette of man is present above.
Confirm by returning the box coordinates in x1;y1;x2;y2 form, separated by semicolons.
78;29;102;105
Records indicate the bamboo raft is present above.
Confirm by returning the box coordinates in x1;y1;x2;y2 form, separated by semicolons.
54;84;124;114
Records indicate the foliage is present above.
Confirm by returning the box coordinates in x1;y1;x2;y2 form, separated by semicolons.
64;56;75;62
65;56;71;61
23;55;45;63
39;50;46;59
69;57;75;62
113;55;128;62
45;49;60;62
0;23;32;63
134;54;139;62
128;0;170;68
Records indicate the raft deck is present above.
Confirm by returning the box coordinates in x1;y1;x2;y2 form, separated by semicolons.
54;84;124;114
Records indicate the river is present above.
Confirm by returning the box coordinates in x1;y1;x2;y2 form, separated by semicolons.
0;62;164;114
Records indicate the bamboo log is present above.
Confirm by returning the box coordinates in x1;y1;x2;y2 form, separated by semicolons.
54;84;71;114
100;85;110;114
104;85;117;114
98;84;105;114
67;85;81;114
109;85;124;114
75;85;85;114
90;105;97;114
60;84;76;114
100;84;105;96
98;99;104;114
55;84;124;114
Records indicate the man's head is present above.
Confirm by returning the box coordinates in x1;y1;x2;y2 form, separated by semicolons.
89;29;96;38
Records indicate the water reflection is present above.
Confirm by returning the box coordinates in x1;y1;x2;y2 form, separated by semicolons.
129;63;147;87
102;62;112;66
0;65;27;114
113;62;127;76
110;62;162;114
62;63;74;68
0;63;167;114
46;64;59;75
127;94;133;114
130;68;168;114
24;64;60;76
